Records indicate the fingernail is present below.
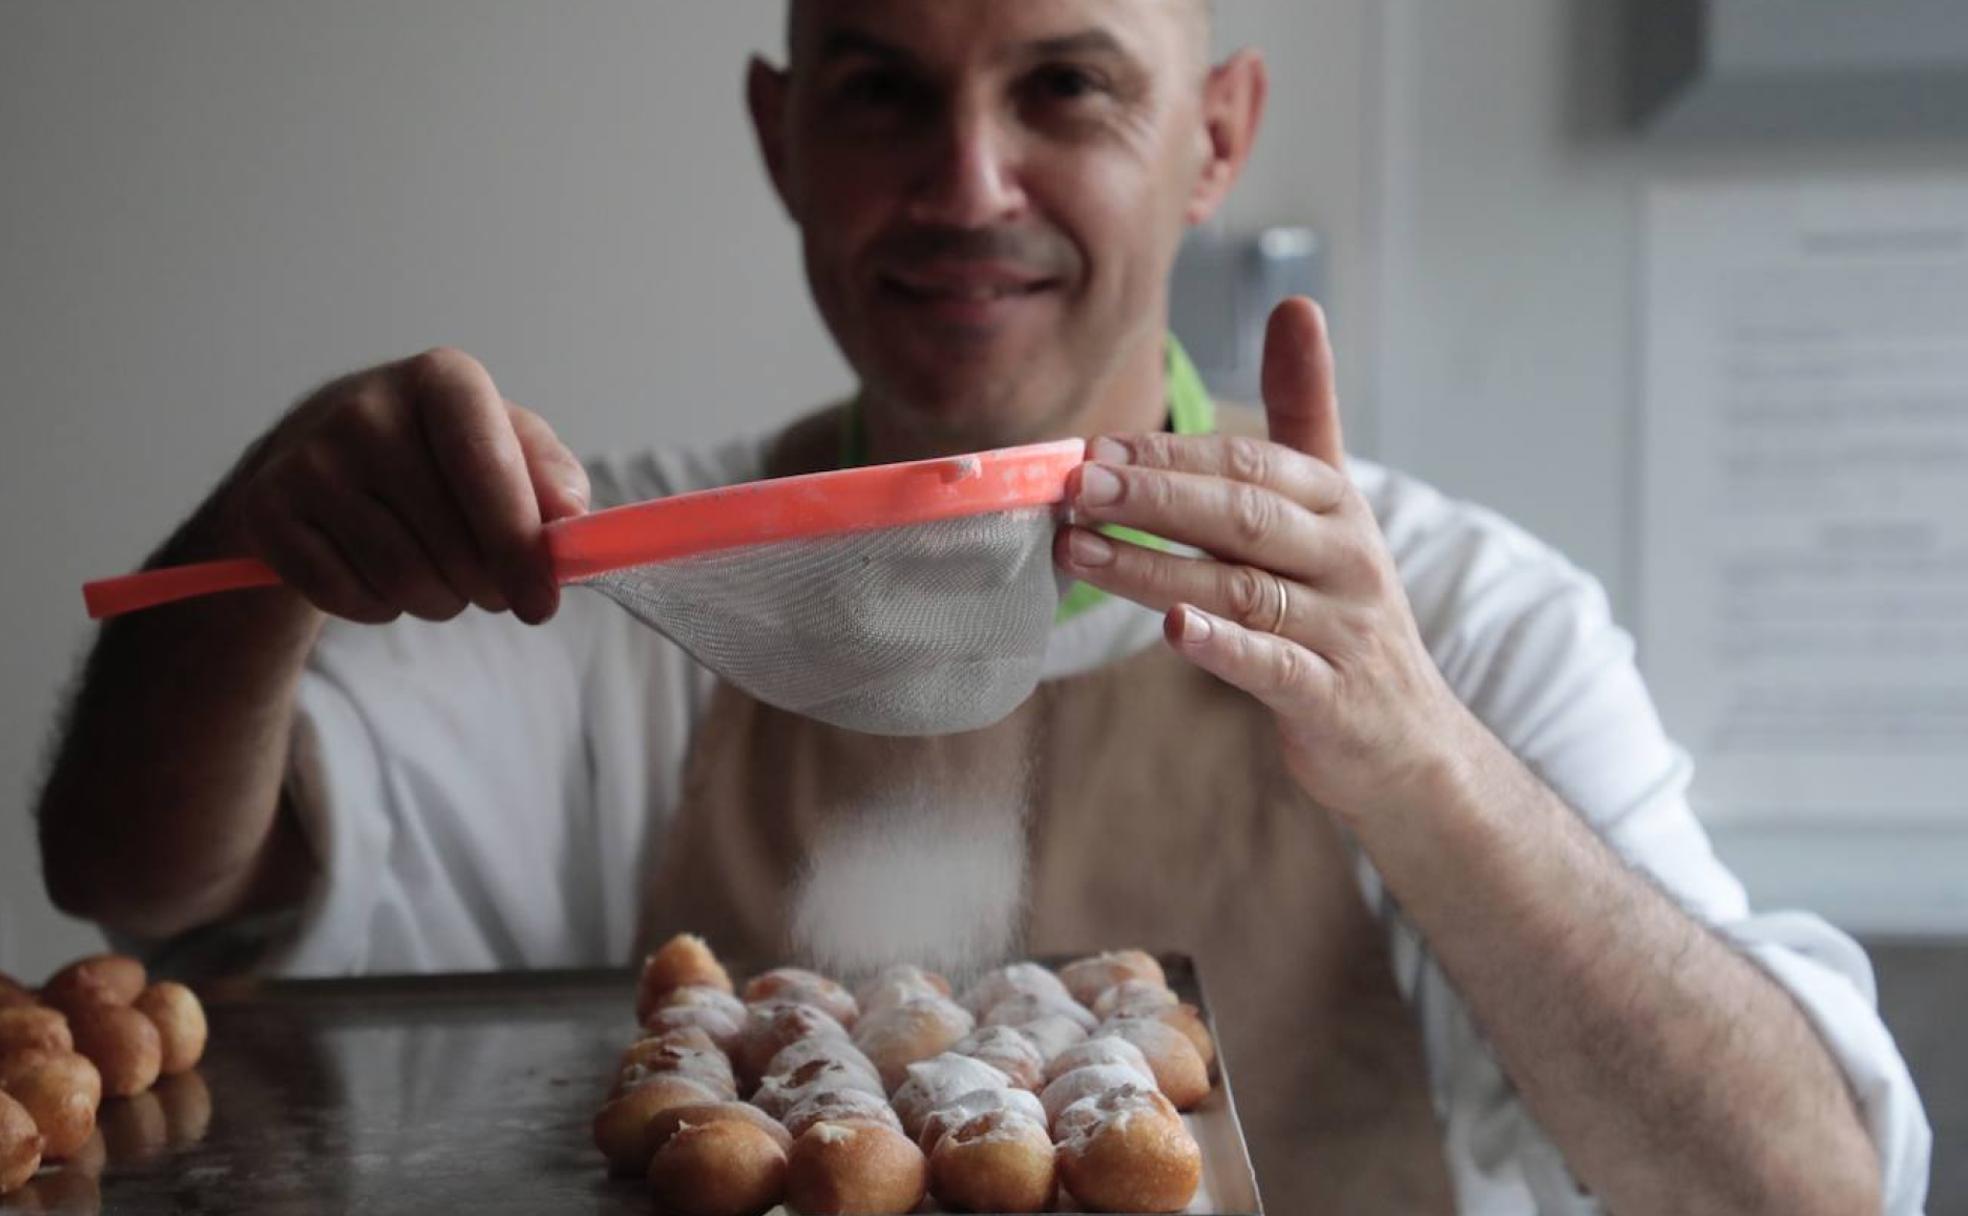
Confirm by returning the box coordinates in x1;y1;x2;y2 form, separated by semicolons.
560;479;590;512
1175;605;1213;644
1067;527;1115;568
1089;437;1129;465
1077;464;1121;508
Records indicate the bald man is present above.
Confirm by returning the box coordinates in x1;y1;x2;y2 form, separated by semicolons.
39;3;1925;1211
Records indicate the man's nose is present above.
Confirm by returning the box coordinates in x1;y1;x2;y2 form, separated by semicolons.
905;105;1027;229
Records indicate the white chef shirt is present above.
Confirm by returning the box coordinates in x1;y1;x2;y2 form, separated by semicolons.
266;432;1931;1214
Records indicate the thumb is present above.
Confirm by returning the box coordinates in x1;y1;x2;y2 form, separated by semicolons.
506;402;591;523
1260;297;1344;469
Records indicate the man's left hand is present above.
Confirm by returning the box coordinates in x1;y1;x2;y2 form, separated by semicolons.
1055;298;1480;823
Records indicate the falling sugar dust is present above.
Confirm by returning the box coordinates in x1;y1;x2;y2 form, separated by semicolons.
790;722;1040;986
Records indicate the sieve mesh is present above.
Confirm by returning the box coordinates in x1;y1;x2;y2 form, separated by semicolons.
580;507;1063;736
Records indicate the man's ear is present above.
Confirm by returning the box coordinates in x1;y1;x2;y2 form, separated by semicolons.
1185;49;1267;226
747;56;795;215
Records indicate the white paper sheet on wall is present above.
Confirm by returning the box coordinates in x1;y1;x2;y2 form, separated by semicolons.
1642;176;1968;824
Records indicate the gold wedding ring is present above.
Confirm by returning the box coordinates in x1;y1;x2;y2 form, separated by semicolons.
1264;572;1290;635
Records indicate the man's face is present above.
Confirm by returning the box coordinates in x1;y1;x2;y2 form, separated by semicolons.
759;0;1216;452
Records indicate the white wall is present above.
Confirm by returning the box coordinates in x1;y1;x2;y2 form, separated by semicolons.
0;0;834;979
0;2;1373;979
1211;0;1379;434
1373;0;1968;932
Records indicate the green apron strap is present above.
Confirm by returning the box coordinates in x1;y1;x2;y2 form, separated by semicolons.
1056;337;1213;622
1164;335;1216;437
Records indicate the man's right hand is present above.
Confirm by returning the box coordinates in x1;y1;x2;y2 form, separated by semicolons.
216;346;591;626
37;347;591;935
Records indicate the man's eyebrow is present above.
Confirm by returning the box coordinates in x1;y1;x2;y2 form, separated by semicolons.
816;27;918;67
1016;28;1131;62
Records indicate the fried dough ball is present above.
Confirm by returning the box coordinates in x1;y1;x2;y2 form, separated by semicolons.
853;965;952;1019
0;1051;101;1108
751;1057;886;1121
1055;1084;1200;1214
949;1024;1047;1092
741;969;858;1029
66;1006;160;1098
733;1003;850;1092
1041;1064;1161;1130
1092;981;1213;1061
40;956;146;1016
1044;1037;1156;1088
1005;1012;1088;1064
0;1051;101;1159
592;1074;724;1175
888;1054;1012;1140
0;1008;72;1060
0;1090;44;1195
657;985;749;1018
99;1089;168;1167
130;983;206;1076
642;987;748;1055
1094;986;1216;1072
0;975;35;1011
784;1121;927;1216
983;992;1097;1035
1090;977;1177;1020
762;1036;881;1091
1058;950;1166;1008
1147;1003;1216;1072
852;995;975;1092
155;1070;213;1148
958;963;1074;1018
644;1101;793;1158
635;935;734;1024
929;1107;1057;1214
780;1088;903;1140
1097;1018;1211;1111
647;1117;787;1216
621;1024;719;1066
914;1086;1046;1155
616;1034;737;1101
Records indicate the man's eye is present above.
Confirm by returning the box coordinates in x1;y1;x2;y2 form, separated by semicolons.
837;69;912;109
1030;65;1106;102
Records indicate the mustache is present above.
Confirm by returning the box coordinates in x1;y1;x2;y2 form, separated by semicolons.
871;224;1079;279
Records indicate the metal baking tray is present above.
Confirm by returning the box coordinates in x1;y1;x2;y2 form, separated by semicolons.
1146;953;1263;1215
15;956;1260;1215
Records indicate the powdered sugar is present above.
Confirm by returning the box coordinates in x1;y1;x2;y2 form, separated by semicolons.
789;765;1031;984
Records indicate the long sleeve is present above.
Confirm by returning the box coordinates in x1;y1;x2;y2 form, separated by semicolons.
1352;459;1932;1213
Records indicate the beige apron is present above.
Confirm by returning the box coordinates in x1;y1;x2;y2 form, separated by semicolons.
640;411;1454;1214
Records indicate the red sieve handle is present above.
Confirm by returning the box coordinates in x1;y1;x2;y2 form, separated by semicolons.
81;438;1087;620
83;558;283;620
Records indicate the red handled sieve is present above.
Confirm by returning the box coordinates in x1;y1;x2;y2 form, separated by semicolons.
83;439;1087;735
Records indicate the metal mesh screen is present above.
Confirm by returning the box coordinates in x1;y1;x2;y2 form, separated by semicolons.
580;507;1062;736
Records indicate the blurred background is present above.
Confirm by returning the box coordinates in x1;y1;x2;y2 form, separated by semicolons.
2;0;1963;1203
